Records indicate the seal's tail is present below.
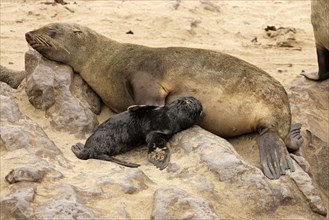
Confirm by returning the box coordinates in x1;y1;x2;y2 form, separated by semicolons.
94;154;140;168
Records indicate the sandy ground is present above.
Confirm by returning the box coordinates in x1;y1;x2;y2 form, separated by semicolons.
1;0;326;219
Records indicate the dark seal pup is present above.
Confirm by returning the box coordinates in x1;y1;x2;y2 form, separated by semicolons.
26;23;303;179
71;96;203;170
301;0;329;81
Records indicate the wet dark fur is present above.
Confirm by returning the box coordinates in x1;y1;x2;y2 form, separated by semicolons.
71;96;202;168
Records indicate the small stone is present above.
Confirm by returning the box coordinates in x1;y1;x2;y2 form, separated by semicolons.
276;68;287;73
5;166;45;184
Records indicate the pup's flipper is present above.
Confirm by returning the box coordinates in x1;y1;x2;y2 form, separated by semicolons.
94;154;140;168
146;131;172;170
71;143;89;160
147;143;171;170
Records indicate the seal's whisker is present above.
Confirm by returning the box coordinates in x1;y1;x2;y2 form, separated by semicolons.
59;45;71;55
34;35;43;46
35;35;46;47
37;35;52;48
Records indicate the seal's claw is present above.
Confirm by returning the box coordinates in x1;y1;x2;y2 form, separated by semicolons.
258;129;295;179
147;145;171;170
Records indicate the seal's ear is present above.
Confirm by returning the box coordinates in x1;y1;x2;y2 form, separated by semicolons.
127;105;159;112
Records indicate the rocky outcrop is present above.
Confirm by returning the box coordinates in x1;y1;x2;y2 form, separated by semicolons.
34;184;98;220
286;79;329;201
0;60;327;219
25;50;101;138
0;187;36;220
0;90;68;168
152;186;220;220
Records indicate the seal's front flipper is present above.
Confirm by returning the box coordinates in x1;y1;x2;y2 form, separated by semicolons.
258;128;295;179
301;45;329;81
146;131;172;170
147;143;171;170
285;123;303;153
94;154;140;168
129;72;168;106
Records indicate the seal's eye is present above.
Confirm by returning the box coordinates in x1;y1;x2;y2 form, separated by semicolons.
48;29;57;38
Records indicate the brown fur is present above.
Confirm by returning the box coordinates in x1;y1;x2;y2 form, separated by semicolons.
311;0;329;50
25;23;302;179
0;65;25;89
25;23;291;138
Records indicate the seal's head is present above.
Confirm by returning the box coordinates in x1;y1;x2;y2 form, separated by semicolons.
168;96;203;130
25;23;94;66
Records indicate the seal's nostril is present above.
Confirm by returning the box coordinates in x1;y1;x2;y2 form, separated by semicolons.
25;32;31;42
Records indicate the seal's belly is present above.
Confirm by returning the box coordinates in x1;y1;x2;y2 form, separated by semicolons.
167;90;271;138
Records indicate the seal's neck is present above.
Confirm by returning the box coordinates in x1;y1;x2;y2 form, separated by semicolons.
69;31;121;74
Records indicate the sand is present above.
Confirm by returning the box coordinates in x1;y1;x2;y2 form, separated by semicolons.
1;0;325;219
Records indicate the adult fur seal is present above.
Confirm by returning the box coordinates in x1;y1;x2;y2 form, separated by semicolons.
26;23;303;179
0;65;25;89
301;0;329;81
71;96;203;169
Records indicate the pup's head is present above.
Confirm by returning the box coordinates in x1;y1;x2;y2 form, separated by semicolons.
168;96;203;129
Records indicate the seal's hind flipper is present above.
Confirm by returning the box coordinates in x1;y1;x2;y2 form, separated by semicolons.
71;143;89;160
94;154;140;168
258;128;295;179
285;123;303;153
127;105;159;112
301;45;329;81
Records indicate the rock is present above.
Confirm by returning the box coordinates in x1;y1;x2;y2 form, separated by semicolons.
152;186;220;220
0;187;35;220
0;65;25;89
290;154;311;175
0;93;69;168
25;49;100;138
97;169;153;194
5;166;46;184
0;94;24;123
116;202;132;220
171;126;280;212
286;80;329;199
34;185;98;220
170;0;181;10
170;126;329;216
71;74;102;115
264;26;300;49
200;0;220;12
288;160;327;216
